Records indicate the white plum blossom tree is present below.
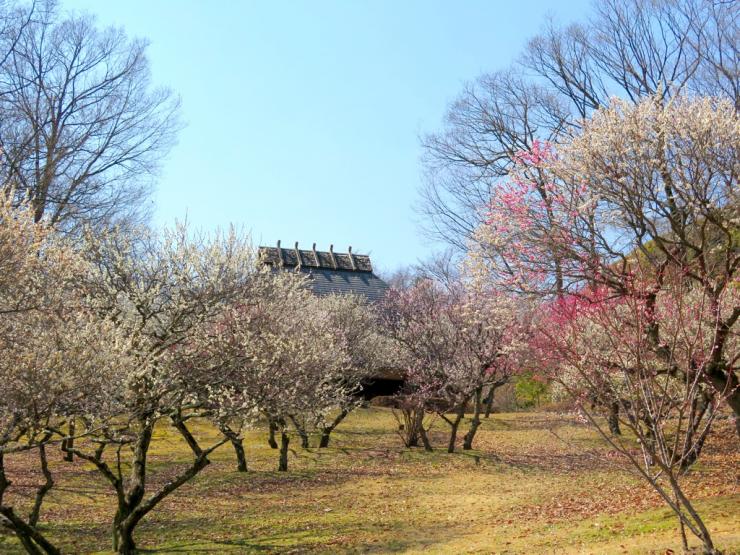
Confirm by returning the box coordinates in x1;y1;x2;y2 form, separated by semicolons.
66;223;255;555
0;196;129;554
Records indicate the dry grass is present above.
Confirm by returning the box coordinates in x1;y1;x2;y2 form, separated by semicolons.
0;408;738;554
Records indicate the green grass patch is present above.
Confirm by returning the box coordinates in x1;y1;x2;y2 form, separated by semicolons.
0;408;737;554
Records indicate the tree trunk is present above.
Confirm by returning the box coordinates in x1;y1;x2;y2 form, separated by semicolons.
0;453;61;555
484;384;497;418
607;402;621;436
407;413;420;447
267;418;278;449
62;419;75;462
218;423;247;472
278;431;290;472
642;419;656;467
419;422;433;452
398;408;420;447
230;437;248;472
407;430;419;447
318;431;331;449
111;419;154;554
114;519;136;555
680;394;713;472
110;416;220;554
444;405;466;453
113;452;212;555
318;408;350;448
0;507;60;555
664;470;718;555
29;444;54;526
715;377;740;439
289;416;310;448
463;388;483;450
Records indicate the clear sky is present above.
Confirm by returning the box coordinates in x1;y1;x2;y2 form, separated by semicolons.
63;0;591;274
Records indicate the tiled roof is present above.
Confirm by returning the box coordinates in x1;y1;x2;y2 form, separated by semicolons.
258;243;388;302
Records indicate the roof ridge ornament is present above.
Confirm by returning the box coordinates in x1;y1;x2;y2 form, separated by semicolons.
294;241;301;269
312;243;320;266
328;244;338;270
276;240;283;267
347;245;357;271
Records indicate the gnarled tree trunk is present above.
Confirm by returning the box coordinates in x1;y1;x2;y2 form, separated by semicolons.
267;418;278;449
290;416;310;449
318;408;350;448
607;402;621;436
463;388;483;450
0;448;61;555
278;430;290;472
219;422;247;472
443;405;465;453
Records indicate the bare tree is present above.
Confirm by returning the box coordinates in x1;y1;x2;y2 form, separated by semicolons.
421;0;738;251
0;1;180;231
420;70;569;251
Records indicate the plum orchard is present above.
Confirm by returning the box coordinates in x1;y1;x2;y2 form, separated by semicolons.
0;208;382;554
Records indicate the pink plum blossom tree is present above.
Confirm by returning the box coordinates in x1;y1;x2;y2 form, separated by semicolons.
470;95;737;554
473;96;739;436
381;277;526;453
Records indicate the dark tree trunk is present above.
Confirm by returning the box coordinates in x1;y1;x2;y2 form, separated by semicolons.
29;444;54;526
445;405;466;453
0;507;60;555
446;417;460;453
463;388;483;450
680;393;714;472
110;417;219;554
663;468;718;555
115;520;137;555
61;414;222;555
641;418;656;466
218;423;247;472
318;408;350;448
278;430;290;472
19;534;42;555
707;368;740;439
0;452;61;555
398;408;420;447
419;423;433;452
318;431;331;449
62;419;75;462
407;409;420;447
231;438;248;472
289;416;310;448
267;418;278;449
607;402;621;436
484;385;497;418
111;419;154;554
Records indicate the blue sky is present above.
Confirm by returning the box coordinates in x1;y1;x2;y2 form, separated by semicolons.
64;0;591;274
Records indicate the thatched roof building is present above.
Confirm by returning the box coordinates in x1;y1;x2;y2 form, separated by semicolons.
258;241;388;302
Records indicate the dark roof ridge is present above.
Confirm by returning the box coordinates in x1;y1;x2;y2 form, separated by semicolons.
258;242;374;273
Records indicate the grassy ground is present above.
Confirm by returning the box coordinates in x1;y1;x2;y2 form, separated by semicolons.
0;408;738;554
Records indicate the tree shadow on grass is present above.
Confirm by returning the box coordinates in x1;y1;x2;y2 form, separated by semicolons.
134;518;469;554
